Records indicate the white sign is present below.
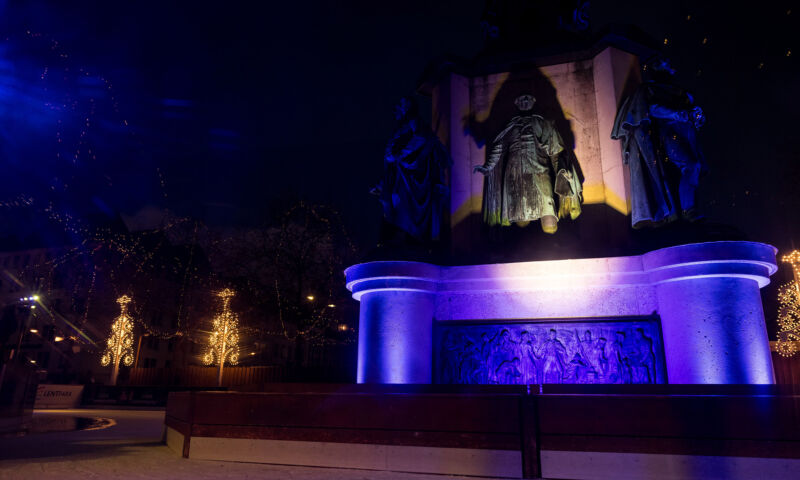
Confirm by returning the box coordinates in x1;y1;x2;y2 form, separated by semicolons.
35;384;84;409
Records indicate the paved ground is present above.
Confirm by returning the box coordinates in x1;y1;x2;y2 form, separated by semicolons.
0;409;504;479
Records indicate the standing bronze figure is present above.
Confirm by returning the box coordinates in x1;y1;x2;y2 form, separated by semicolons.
612;56;707;228
473;94;582;233
372;97;450;242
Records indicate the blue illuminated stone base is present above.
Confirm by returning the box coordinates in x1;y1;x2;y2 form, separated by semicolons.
345;241;778;385
436;318;667;386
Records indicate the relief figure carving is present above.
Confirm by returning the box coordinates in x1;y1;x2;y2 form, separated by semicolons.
437;321;664;385
517;331;539;384
540;329;567;384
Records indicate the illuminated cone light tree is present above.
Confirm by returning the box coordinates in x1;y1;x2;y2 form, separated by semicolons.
203;288;240;386
776;250;800;357
100;295;136;385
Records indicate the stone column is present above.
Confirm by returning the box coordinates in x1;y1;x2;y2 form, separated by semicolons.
345;262;439;384
644;242;778;384
356;290;435;383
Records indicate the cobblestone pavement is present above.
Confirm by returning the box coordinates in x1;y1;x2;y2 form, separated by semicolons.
0;409;505;479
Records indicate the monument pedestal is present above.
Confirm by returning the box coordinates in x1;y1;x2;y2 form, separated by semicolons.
346;241;778;385
352;35;777;386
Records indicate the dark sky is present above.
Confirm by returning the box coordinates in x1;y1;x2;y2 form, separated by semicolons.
1;1;485;238
1;1;798;276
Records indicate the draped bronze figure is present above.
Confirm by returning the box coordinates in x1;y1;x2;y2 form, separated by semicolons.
372;97;450;242
473;94;582;233
612;56;707;228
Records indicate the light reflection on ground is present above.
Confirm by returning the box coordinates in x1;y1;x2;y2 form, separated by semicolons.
29;411;115;434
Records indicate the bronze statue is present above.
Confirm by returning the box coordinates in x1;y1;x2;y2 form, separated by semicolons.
611;56;707;228
372;97;450;242
473;94;582;233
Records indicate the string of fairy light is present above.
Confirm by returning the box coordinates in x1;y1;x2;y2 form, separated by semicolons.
203;288;240;373
100;295;135;384
270;202;358;342
29;28;125;170
3;200;358;357
659;6;795;76
7;8;797;361
2;22;356;365
776;250;800;357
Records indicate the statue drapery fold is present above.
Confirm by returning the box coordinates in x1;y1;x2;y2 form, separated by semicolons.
612;57;707;229
480;114;582;228
374;98;450;241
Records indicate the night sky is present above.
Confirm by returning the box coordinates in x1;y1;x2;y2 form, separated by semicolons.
1;1;798;282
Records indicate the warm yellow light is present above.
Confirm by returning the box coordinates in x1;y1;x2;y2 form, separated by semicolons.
327;304;335;308
101;295;136;368
782;250;800;278
29;360;36;364
249;352;255;356
54;336;64;342
29;329;38;333
338;324;348;332
306;295;315;301
776;250;800;357
203;288;240;368
31;295;40;301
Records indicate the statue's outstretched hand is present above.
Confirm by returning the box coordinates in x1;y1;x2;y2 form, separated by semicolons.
473;165;490;175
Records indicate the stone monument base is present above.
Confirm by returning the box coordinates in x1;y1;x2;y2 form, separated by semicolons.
346;241;778;385
165;384;800;479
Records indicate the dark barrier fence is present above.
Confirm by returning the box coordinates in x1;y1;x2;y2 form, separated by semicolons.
127;366;285;387
83;384;227;407
772;351;800;386
166;387;531;477
166;384;800;479
237;382;527;394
